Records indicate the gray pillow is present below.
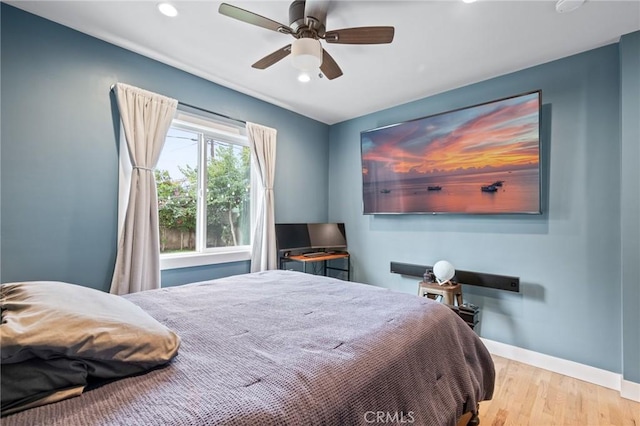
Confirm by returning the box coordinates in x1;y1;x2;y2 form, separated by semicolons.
1;281;180;415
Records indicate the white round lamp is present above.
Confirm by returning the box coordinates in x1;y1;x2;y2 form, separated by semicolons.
433;260;455;286
291;38;322;71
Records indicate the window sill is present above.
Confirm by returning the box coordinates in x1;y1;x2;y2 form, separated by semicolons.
160;249;251;270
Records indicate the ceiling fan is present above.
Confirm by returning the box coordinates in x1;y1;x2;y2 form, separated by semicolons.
218;1;395;80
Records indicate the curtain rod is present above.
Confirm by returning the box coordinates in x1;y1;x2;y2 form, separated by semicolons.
109;84;246;125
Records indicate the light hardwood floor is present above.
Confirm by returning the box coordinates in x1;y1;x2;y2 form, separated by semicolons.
479;355;640;426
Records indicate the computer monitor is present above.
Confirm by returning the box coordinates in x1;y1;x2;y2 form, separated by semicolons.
275;224;312;252
275;223;347;252
308;223;347;249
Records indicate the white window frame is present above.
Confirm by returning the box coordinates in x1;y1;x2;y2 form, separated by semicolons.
158;112;255;270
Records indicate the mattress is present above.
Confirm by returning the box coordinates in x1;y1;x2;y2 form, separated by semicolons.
3;270;494;425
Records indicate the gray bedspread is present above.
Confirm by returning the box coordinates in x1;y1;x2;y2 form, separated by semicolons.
3;270;494;426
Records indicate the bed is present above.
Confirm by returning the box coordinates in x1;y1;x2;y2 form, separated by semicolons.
1;270;494;425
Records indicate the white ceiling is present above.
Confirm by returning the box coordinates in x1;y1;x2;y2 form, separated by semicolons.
6;0;640;124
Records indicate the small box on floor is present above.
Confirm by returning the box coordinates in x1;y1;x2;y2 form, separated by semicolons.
449;303;479;330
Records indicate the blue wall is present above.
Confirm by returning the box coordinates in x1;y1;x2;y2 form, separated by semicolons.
328;40;636;375
0;4;329;291
619;31;640;383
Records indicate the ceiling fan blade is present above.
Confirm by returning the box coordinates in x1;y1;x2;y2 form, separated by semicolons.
219;3;293;34
252;45;292;69
320;49;343;80
324;26;395;44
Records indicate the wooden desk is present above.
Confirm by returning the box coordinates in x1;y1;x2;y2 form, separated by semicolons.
418;281;463;306
280;252;350;281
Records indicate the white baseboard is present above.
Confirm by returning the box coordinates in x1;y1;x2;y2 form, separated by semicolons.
621;379;640;401
480;338;640;403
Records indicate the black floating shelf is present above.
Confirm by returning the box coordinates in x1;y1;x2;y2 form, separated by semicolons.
390;261;520;293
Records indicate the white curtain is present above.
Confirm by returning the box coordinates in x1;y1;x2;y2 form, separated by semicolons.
247;122;277;272
110;83;178;295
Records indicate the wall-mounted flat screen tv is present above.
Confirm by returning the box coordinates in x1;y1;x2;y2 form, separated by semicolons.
360;90;541;214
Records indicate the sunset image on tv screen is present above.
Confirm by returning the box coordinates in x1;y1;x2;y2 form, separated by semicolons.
361;91;541;214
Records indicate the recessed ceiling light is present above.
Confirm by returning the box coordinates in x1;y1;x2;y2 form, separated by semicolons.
556;0;585;13
158;3;178;17
297;72;311;83
462;0;477;3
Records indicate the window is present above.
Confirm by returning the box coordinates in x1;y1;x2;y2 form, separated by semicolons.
155;111;253;269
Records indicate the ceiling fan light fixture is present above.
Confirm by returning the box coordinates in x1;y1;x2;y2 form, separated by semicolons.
291;38;322;71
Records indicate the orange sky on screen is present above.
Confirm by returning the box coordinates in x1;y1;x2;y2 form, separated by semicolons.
363;96;539;177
